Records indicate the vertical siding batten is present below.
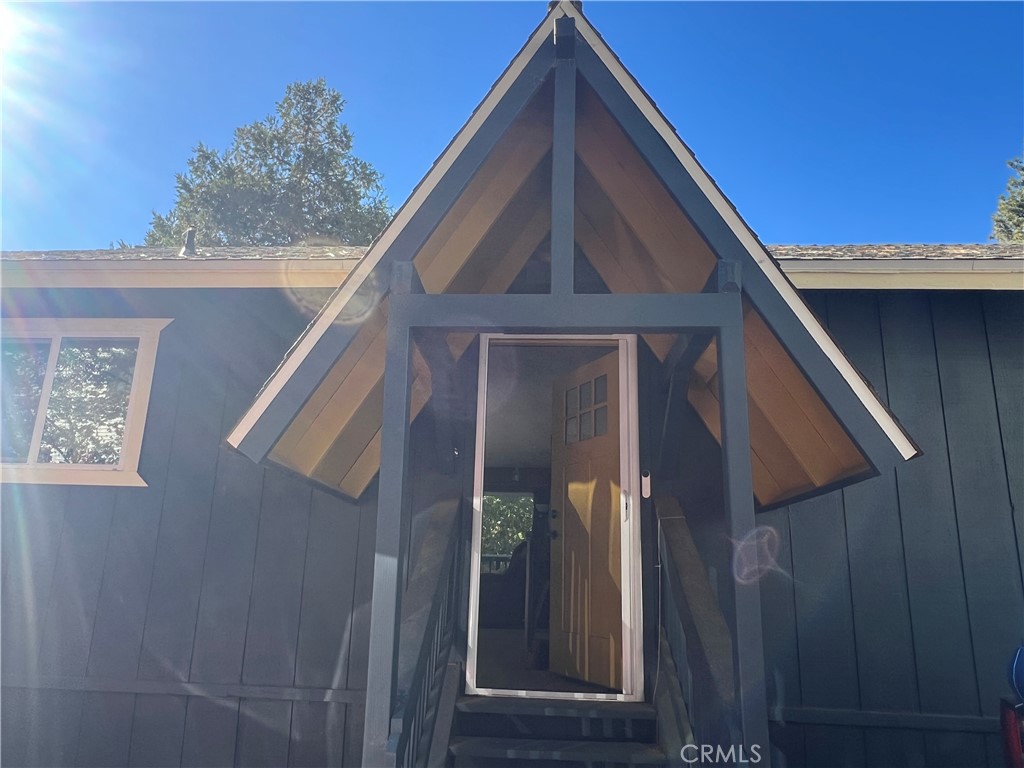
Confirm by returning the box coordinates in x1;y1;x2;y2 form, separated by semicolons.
128;694;187;767
981;291;1024;586
76;691;136;767
879;292;979;716
826;292;918;713
137;357;229;682
931;292;1024;719
241;469;313;686
38;488;117;677
181;696;240;767
86;335;183;678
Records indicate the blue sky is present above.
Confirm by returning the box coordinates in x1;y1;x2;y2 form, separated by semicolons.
1;1;1021;251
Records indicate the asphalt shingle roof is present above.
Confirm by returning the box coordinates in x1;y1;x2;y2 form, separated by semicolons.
0;243;1019;262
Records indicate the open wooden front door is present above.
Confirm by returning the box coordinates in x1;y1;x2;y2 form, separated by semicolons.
549;350;623;690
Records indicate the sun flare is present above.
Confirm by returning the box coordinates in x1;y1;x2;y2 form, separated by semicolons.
0;3;26;55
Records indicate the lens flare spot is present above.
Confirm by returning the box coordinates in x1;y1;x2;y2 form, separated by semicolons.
732;525;785;585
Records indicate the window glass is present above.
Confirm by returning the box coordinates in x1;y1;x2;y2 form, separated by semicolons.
580;380;593;409
1;339;51;463
38;339;139;465
565;386;579;416
565;416;578;444
594;374;608;404
580;409;593;440
595;405;608;437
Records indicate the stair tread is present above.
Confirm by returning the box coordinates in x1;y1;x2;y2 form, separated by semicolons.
456;696;656;720
450;736;665;763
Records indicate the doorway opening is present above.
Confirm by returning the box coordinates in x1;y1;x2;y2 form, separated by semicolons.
466;335;643;701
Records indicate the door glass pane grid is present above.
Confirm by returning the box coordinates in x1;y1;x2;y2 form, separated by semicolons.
580;380;593;409
565;374;606;444
580;410;593;440
566;386;579;416
566;416;578;444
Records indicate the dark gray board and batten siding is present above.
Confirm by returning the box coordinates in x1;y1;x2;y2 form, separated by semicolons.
1;286;1021;768
760;291;1024;768
0;288;380;768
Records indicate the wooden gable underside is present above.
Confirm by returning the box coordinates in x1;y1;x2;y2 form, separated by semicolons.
267;74;871;507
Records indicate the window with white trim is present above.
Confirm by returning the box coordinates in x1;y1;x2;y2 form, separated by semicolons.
1;318;171;486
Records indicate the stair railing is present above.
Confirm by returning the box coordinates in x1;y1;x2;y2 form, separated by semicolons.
392;499;464;768
655;496;739;750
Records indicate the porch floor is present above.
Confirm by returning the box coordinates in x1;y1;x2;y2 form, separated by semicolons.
476;628;616;694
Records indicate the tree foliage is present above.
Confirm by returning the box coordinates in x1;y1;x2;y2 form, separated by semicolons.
0;339;137;465
146;79;392;247
992;155;1024;243
481;494;535;557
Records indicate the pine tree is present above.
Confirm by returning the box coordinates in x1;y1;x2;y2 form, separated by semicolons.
145;79;391;248
992;155;1024;243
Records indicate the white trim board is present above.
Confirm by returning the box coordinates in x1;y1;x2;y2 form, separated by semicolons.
465;334;644;702
0;317;172;487
0;259;356;288
2;257;1021;290
778;259;1024;290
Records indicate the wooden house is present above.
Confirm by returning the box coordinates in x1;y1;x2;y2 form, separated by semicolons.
2;4;1021;766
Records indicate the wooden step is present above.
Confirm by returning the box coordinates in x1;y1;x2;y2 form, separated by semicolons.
450;736;667;765
456;696;656;720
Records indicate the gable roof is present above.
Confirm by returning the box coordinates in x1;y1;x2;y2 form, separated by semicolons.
3;242;1019;262
219;2;921;502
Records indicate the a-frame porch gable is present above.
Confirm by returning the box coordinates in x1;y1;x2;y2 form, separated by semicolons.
227;1;918;504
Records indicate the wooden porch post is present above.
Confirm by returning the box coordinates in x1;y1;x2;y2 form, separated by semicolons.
362;263;418;767
715;261;771;761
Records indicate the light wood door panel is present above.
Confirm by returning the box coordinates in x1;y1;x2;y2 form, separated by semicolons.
549;350;623;690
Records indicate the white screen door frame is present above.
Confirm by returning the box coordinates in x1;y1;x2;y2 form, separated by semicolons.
465;333;644;701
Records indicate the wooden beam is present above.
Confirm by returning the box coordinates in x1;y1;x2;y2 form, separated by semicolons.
575;82;715;295
714;271;770;756
443;164;551;296
774;707;999;734
574;157;676;295
686;375;779;506
269;302;388;470
656;497;735;706
335;353;434;498
416;94;553;293
550;16;577;295
362;280;415;767
389;292;738;333
296;325;391;476
743;310;866;470
313;345;431;496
